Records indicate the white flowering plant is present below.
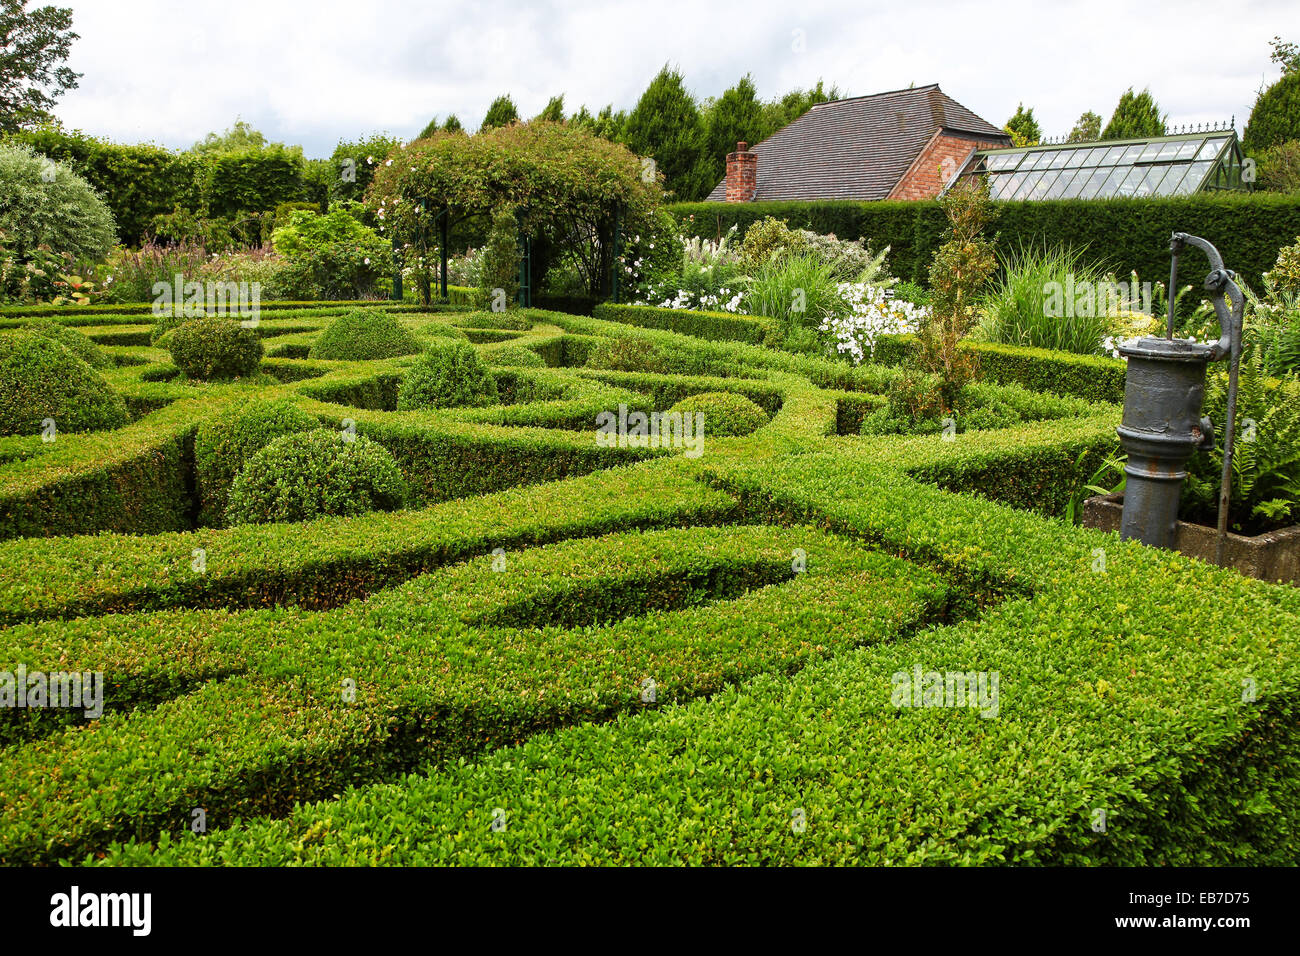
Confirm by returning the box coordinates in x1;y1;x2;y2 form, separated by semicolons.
631;225;747;312
819;284;930;364
618;208;683;304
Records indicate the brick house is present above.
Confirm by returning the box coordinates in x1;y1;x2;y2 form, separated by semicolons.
706;84;1011;203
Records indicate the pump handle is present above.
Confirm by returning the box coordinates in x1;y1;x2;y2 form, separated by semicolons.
1168;232;1244;567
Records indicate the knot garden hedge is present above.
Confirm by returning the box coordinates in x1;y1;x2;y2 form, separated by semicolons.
0;299;1297;865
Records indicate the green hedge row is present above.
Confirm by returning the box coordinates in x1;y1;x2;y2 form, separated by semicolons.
0;302;437;328
0;399;206;540
442;370;655;431
0;525;948;863
670;193;1300;290
874;334;1129;404
90;453;1300;865
7;128;204;245
865;406;1120;518
0;460;735;625
593;303;775;345
313;403;662;504
575;367;785;418
537;308;895;393
11;298;1286;867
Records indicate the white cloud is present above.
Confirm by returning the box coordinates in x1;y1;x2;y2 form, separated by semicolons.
53;0;1291;157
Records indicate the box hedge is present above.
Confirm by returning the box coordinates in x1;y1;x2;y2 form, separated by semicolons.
1;298;1296;869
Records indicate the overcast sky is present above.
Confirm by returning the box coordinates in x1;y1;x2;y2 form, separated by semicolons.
52;0;1294;158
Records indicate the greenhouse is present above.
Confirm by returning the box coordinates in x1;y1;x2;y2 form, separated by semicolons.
960;129;1251;201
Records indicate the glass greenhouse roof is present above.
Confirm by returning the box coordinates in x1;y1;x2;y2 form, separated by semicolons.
966;131;1247;201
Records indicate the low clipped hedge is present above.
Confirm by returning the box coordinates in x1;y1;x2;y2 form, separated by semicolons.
169;318;264;380
3;300;1295;869
0;525;948;864
82;456;1300;864
874;334;1128;404
193;399;321;527
454;312;534;331
584;336;670;374
0;411;195;540
0;461;737;624
593;303;775;345
396;342;499;410
669;391;769;437
486;344;546;368
226;429;407;526
419;323;470;342
335;407;662;504
0;331;128;437
307;309;423;361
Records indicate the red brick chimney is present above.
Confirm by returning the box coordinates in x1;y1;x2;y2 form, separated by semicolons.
725;141;757;202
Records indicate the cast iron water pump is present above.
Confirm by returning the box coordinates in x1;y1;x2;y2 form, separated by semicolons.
1116;233;1244;564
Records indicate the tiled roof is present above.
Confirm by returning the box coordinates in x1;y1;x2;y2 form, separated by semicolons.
705;84;1010;202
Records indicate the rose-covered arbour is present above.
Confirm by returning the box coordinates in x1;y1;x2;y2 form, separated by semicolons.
367;121;664;300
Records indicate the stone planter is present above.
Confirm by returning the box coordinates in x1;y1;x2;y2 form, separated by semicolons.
1082;493;1300;585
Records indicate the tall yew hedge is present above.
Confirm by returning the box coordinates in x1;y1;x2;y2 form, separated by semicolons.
6;128;317;245
671;193;1300;289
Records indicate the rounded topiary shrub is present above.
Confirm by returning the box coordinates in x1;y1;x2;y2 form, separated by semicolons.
488;344;545;368
396;342;498;410
194;399;321;526
668;391;769;438
585;336;668;374
308;309;423;361
0;331;128;437
169;318;263;380
23;321;112;369
225;430;407;526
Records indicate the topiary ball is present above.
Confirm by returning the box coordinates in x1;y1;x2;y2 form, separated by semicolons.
225;429;407;526
23;321;112;369
667;391;769;438
308;309;423;361
169;318;263;380
488;344;545;368
0;331;129;437
194;398;321;526
396;342;498;410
